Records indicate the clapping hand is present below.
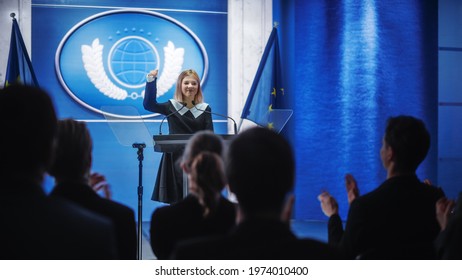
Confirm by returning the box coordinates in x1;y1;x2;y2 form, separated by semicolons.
345;173;360;204
90;172;112;200
436;197;455;231
318;191;339;217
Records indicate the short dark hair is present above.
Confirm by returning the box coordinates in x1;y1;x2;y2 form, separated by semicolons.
48;119;92;180
226;127;294;215
384;115;430;173
0;85;57;177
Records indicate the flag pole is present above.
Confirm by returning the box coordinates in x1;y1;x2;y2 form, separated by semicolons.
5;12;40;87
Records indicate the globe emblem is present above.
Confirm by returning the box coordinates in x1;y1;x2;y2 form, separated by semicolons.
108;36;159;88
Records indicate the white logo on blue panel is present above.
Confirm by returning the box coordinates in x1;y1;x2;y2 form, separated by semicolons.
55;9;208;118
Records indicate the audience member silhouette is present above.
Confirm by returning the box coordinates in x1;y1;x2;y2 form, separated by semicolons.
318;115;445;259
0;85;117;259
48;119;137;259
435;192;462;259
173;127;341;259
150;131;236;259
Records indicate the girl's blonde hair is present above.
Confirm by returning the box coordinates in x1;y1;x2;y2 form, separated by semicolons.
173;69;204;104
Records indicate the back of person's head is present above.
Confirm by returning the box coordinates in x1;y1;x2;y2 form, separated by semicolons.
174;69;203;104
226;127;294;216
48;119;92;181
189;151;227;216
384;115;430;173
182;130;223;172
0;85;57;181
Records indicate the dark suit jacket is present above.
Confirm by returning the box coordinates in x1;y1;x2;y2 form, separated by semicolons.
50;182;137;259
150;195;236;259
328;174;444;259
173;218;343;260
1;182;118;259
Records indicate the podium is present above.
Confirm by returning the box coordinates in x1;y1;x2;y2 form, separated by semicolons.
153;134;235;153
152;134;235;198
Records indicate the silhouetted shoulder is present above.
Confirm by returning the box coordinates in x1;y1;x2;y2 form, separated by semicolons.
0;191;118;260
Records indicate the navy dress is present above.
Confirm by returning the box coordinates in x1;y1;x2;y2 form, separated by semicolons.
143;79;213;203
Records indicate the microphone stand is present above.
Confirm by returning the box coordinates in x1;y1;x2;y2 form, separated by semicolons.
192;101;238;134
132;142;146;260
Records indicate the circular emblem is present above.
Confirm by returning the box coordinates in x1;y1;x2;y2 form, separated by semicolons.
108;36;160;89
55;9;209;118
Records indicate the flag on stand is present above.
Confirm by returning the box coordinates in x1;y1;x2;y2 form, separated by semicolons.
240;26;292;133
4;16;39;88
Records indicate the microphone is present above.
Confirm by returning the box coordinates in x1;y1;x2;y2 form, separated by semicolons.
159;102;187;135
132;143;146;148
192;101;238;134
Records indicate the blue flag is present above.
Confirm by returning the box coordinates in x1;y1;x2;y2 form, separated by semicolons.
4;17;39;88
240;27;292;133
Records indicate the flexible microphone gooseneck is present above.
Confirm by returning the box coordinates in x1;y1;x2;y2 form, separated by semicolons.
192;101;238;134
159;102;187;135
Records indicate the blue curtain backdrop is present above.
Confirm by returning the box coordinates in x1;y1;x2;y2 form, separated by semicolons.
291;0;438;221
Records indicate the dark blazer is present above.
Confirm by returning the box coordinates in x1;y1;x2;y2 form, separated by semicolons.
328;174;444;259
172;218;343;260
50;182;137;259
1;182;118;259
150;195;236;259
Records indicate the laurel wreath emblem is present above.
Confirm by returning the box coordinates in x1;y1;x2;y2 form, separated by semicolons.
157;41;184;97
81;39;184;100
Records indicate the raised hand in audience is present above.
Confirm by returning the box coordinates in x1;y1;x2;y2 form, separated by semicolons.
90;172;112;200
436;197;455;231
423;178;432;186
318;191;339;217
345;173;359;204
